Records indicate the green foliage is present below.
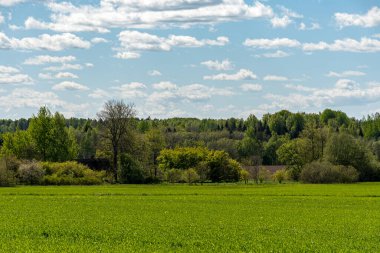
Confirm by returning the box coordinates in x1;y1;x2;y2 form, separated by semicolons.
272;169;288;183
325;133;380;181
1;130;36;159
183;168;200;184
207;150;241;182
258;167;271;183
277;138;312;180
18;161;45;185
0;158;16;187
158;147;208;171
120;153;145;184
41;161;106;185
166;169;184;183
301;161;359;183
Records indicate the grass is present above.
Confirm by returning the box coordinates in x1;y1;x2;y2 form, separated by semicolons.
0;183;379;252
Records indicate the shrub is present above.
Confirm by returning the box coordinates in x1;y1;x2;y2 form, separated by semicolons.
18;161;45;185
258;167;271;183
273;169;287;184
120;153;145;184
240;169;250;184
300;161;359;184
166;169;183;183
40;161;105;185
183;169;200;184
0;158;16;187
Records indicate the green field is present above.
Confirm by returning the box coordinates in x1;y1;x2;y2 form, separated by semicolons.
0;183;380;252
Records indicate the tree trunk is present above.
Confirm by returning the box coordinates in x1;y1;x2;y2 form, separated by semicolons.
113;146;118;182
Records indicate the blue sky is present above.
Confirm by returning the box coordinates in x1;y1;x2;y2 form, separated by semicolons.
0;0;379;119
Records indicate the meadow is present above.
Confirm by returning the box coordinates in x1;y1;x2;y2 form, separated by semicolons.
0;183;379;252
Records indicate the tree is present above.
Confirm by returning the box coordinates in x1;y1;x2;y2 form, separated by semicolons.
97;100;136;182
29;107;53;161
146;128;166;178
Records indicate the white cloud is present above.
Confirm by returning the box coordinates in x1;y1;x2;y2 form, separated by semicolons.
0;65;19;73
299;22;321;31
270;6;302;28
261;50;290;58
148;70;162;76
24;0;273;32
201;59;233;71
152;81;177;90
0;32;91;51
112;82;147;98
204;69;257;81
263;79;380;111
115;52;141;59
335;6;380;28
52;81;89;91
0;88;62;111
23;55;76;65
284;84;316;92
55;72;79;79
116;30;228;59
44;63;83;72
244;38;300;49
0;12;4;24
0;0;25;6
0;65;33;85
240;83;262;92
302;37;380;53
91;37;108;44
326;70;366;78
270;15;292;28
88;88;111;99
264;75;288;81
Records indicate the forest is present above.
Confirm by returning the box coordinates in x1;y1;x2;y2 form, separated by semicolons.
1;100;380;186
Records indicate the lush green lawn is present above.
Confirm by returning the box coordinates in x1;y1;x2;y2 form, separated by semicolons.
0;183;379;252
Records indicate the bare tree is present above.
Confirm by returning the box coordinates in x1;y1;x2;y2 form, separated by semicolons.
97;100;136;182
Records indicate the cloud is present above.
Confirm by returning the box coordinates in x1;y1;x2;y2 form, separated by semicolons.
0;88;62;111
24;0;273;32
0;0;25;6
240;83;262;92
112;82;148;98
115;52;141;59
335;6;380;28
116;30;228;59
91;37;108;44
23;55;76;65
44;63;83;72
261;50;290;58
52;81;89;91
263;75;288;81
55;72;79;79
201;59;233;71
152;81;177;90
88;88;111;99
326;70;366;78
299;22;321;30
204;69;257;81
0;12;4;24
270;15;292;28
270;6;302;28
302;37;380;53
148;70;162;76
0;32;91;51
0;65;33;85
263;79;380;111
244;38;300;49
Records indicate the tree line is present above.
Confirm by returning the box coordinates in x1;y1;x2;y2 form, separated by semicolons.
1;101;380;185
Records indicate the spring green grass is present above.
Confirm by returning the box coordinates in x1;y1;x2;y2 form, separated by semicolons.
0;183;379;252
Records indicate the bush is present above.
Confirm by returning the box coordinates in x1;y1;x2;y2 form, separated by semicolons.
258;167;271;183
273;169;288;184
166;169;184;183
300;161;359;184
0;158;16;187
120;153;145;184
40;161;105;185
183;169;200;184
18;161;45;185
